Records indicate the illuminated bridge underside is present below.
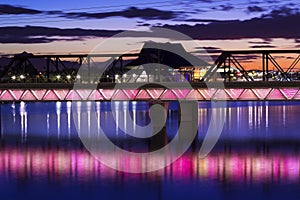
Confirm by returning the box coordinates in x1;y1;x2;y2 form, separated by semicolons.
1;88;300;101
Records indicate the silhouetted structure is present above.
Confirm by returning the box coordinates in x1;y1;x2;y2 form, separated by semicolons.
0;44;299;83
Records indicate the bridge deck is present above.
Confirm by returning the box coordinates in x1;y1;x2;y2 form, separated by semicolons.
0;82;300;101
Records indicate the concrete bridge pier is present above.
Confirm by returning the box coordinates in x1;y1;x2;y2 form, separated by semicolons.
177;101;199;151
148;100;198;152
148;101;168;152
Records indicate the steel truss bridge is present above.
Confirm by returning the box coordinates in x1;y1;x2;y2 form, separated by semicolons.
0;49;299;101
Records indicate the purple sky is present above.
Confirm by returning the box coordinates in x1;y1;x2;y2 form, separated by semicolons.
0;0;299;56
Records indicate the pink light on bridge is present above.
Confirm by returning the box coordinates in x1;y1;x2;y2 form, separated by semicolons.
0;88;299;101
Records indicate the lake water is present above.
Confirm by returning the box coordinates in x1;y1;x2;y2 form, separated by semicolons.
0;101;300;199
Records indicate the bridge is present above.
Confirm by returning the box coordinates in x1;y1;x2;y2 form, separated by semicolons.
0;82;299;101
0;49;299;101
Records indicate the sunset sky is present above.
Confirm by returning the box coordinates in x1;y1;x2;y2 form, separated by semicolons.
0;0;299;68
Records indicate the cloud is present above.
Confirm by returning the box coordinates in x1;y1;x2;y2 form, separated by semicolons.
0;4;42;15
0;26;121;43
286;56;297;59
248;40;271;44
0;25;192;44
64;7;179;20
249;45;276;48
136;23;151;27
184;18;223;23
247;6;266;13
262;6;299;18
219;4;235;11
159;13;300;40
0;5;179;21
0;36;54;43
195;46;222;53
0;5;299;44
232;55;260;63
211;4;235;11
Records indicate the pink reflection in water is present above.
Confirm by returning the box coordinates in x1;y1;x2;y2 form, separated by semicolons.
0;146;300;184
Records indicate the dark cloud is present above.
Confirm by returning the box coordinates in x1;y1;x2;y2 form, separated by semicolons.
159;13;300;40
195;46;222;54
232;55;260;63
262;6;299;18
136;23;151;27
249;45;276;48
184;18;222;23
0;26;121;43
0;26;195;44
219;4;235;11
286;56;297;59
0;36;54;43
211;4;235;11
249;1;263;4
0;36;81;44
0;4;42;15
0;5;299;44
247;6;266;13
248;40;271;44
197;0;213;2
209;54;260;63
0;5;179;21
64;7;179;20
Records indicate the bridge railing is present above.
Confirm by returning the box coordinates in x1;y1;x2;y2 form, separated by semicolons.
1;49;299;84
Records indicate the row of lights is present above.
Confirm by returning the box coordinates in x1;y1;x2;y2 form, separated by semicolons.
55;74;81;80
115;74;137;78
11;73;142;81
11;74;81;80
11;75;25;80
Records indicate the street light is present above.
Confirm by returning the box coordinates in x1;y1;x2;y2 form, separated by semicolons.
20;74;25;80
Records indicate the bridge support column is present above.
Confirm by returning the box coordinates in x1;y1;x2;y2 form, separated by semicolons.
178;101;199;151
149;101;168;151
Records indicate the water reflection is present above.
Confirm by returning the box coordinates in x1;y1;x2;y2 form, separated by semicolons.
0;101;300;199
0;144;300;185
20;101;27;142
1;101;300;142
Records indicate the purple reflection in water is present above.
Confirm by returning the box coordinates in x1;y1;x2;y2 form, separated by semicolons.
0;144;300;200
0;101;300;199
0;145;299;183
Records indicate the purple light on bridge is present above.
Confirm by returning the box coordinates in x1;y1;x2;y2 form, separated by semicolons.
0;88;299;101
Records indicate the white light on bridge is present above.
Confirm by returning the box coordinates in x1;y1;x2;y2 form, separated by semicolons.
11;75;16;80
20;74;25;79
56;75;61;80
66;75;71;80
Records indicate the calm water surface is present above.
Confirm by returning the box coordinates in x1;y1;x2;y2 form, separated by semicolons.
0;101;300;200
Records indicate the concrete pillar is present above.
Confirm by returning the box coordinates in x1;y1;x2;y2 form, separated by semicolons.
178;101;198;151
149;101;168;151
